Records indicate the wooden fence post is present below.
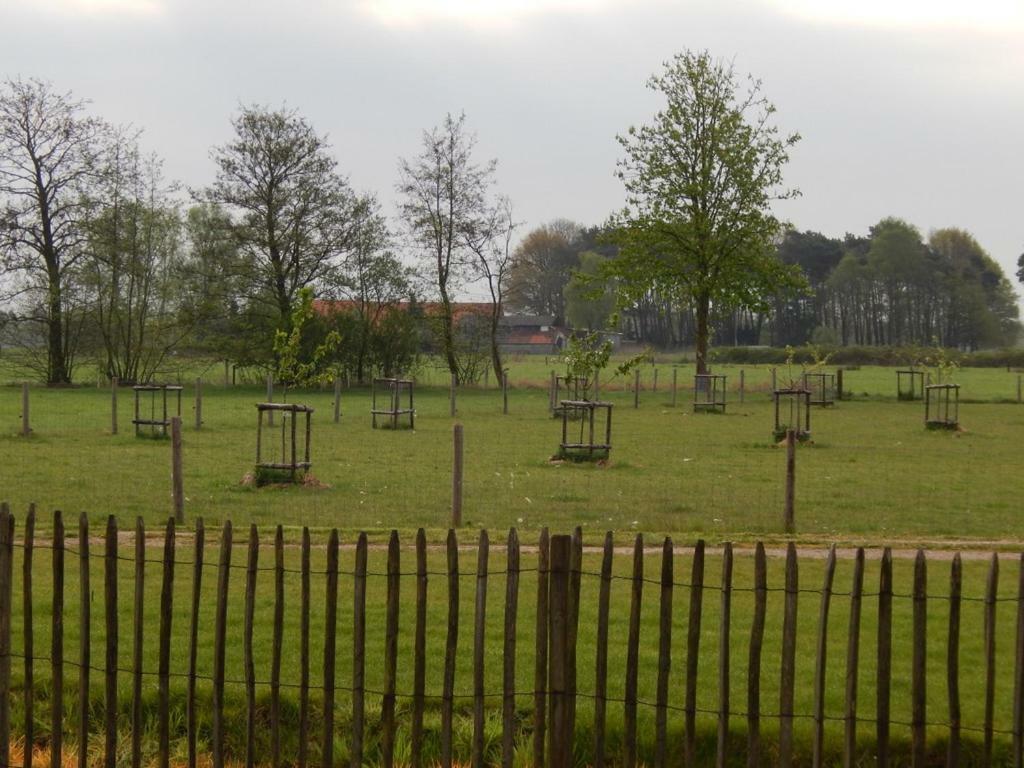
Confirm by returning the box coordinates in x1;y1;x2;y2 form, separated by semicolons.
350;532;367;768
844;548;865;768
655;537;673;767
549;371;556;413
23;505;34;768
1013;554;1024;766
785;429;796;533
533;529;549;768
947;554;962;767
104;515;117;768
772;367;777;391
717;543;734;767
877;548;893;767
812;546;837;768
171;417;184;523
442;529;460;768
748;543;767;768
194;378;202;429
212;521;232;768
51;511;64;768
452;423;463;528
547;534;573;768
0;504;11;765
502;529;520;768
224;359;230;387
112;377;118;435
187;520;204;768
672;367;678;407
912;551;927;767
77;515;91;768
653;367;658;392
20;383;29;436
624;534;644;768
158;519;176;768
593;532;613;768
983;554;999;764
413;529;427;767
779;542;798;768
322;529;339;768
382;531;401;766
685;540;705;766
594;370;600;400
740;369;745;403
472;531;489;767
333;377;341;423
837;368;844;401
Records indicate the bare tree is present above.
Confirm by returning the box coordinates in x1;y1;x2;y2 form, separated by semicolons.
463;196;518;382
0;78;108;383
397;112;495;383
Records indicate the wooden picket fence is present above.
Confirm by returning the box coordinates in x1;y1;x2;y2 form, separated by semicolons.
0;504;1023;767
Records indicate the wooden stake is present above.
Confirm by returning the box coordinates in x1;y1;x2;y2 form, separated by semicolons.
785;429;796;533
452;423;463;527
20;383;29;436
333;377;341;423
171;417;184;523
739;369;745;403
111;377;118;435
502;370;509;415
194;378;202;429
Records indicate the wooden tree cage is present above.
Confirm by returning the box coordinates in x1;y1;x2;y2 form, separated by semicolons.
693;374;727;413
132;384;183;437
925;383;959;429
558;400;612;460
552;375;589;417
801;372;836;407
773;388;811;442
372;378;415;429
897;370;926;401
255;402;313;482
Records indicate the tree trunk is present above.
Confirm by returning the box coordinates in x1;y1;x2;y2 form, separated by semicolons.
695;292;711;375
46;261;69;385
489;302;503;384
438;285;459;383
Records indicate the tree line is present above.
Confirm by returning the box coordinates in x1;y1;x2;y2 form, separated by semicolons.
2;54;1019;385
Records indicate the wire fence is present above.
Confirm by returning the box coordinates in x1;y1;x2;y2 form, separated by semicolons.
0;507;1022;766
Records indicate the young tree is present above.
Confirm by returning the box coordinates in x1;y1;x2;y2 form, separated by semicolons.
0;78;109;383
607;51;804;372
203;105;368;351
397;112;496;383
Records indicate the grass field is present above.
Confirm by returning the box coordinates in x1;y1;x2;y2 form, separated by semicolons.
1;355;1022;764
0;365;1021;544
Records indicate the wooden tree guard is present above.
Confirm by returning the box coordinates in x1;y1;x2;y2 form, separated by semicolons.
255;403;313;482
801;372;836;407
773;388;811;442
897;369;925;401
132;385;183;437
553;375;589;417
694;374;727;413
371;378;415;430
925;383;959;429
558;400;612;460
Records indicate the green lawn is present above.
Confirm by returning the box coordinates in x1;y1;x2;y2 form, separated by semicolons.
0;377;1021;545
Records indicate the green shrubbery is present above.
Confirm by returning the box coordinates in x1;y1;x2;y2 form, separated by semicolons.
710;345;1024;369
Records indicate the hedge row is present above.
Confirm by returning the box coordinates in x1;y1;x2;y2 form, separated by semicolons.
707;345;1024;368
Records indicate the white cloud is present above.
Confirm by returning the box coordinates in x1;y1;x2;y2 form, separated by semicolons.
22;0;164;17
357;0;611;27
763;0;1023;31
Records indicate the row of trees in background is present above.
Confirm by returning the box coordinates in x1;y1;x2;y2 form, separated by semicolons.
2;55;1020;386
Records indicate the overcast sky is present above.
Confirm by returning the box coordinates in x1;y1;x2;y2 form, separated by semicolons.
2;0;1022;299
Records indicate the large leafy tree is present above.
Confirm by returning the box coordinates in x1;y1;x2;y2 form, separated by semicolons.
505;220;581;324
203;105;368;352
607;50;804;373
0;78;109;383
